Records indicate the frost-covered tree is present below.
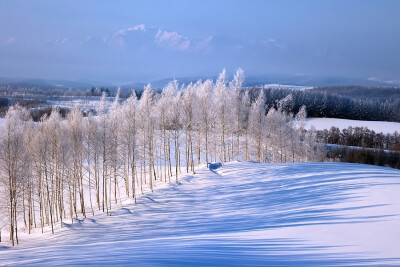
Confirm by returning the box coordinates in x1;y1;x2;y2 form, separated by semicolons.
0;105;30;245
138;84;155;191
214;69;230;163
98;93;111;214
181;84;196;174
162;81;182;181
121;91;138;201
241;91;251;161
196;79;214;166
249;89;267;162
108;90;122;205
229;68;245;161
67;106;86;218
85;111;101;211
0;69;325;246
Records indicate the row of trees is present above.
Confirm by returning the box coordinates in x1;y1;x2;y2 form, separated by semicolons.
248;87;400;122
317;126;400;151
2;83;400;122
90;87;111;97
0;69;323;246
328;148;400;170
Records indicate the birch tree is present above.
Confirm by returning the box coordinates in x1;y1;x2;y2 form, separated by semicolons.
0;105;30;245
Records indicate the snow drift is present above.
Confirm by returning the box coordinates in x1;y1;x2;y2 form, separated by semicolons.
0;162;399;266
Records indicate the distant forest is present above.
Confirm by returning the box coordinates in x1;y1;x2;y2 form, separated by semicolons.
248;86;400;122
1;85;400;122
318;126;400;170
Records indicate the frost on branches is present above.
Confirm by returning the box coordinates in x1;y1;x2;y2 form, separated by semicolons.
0;69;323;245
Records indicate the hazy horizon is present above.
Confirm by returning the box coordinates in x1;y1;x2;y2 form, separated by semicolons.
1;0;399;85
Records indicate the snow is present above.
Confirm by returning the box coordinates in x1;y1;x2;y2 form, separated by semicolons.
263;84;313;90
306;117;400;134
0;162;400;265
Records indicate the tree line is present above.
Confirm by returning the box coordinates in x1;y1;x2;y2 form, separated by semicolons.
2;82;400;122
318;126;400;170
0;69;322;246
327;148;400;170
317;126;400;151
248;87;400;122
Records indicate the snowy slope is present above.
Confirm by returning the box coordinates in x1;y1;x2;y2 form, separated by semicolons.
262;84;313;90
306;117;400;134
0;162;400;266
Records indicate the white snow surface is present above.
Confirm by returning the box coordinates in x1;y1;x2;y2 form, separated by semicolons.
1;162;400;266
306;117;400;134
263;84;313;90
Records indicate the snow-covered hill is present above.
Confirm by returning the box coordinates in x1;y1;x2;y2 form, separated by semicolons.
306;117;400;134
262;84;313;90
0;162;399;266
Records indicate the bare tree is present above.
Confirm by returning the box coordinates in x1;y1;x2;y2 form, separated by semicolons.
0;105;30;245
0;69;324;246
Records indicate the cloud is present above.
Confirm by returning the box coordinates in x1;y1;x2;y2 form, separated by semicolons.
4;37;16;45
154;29;190;51
107;24;147;47
196;35;213;51
104;24;203;52
115;24;146;36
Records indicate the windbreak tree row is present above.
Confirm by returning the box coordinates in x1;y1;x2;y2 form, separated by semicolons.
247;87;400;123
0;69;323;246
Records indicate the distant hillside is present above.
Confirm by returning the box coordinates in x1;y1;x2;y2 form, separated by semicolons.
0;77;102;89
310;86;400;99
1;74;399;92
248;86;400;122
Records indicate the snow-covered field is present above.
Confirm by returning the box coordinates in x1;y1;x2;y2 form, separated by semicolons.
0;162;399;266
263;84;313;90
306;117;400;134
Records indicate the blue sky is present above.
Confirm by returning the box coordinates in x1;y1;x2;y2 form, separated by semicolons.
0;0;399;84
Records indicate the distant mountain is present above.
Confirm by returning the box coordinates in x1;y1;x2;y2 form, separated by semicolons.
119;82;147;91
148;75;400;88
54;79;115;89
244;75;400;88
148;77;214;89
0;75;398;91
0;77;54;88
0;77;115;90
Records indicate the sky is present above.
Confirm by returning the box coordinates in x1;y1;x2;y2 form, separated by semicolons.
0;0;399;84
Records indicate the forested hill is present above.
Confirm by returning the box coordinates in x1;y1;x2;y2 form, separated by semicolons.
309;86;400;100
1;82;400;123
248;86;400;123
